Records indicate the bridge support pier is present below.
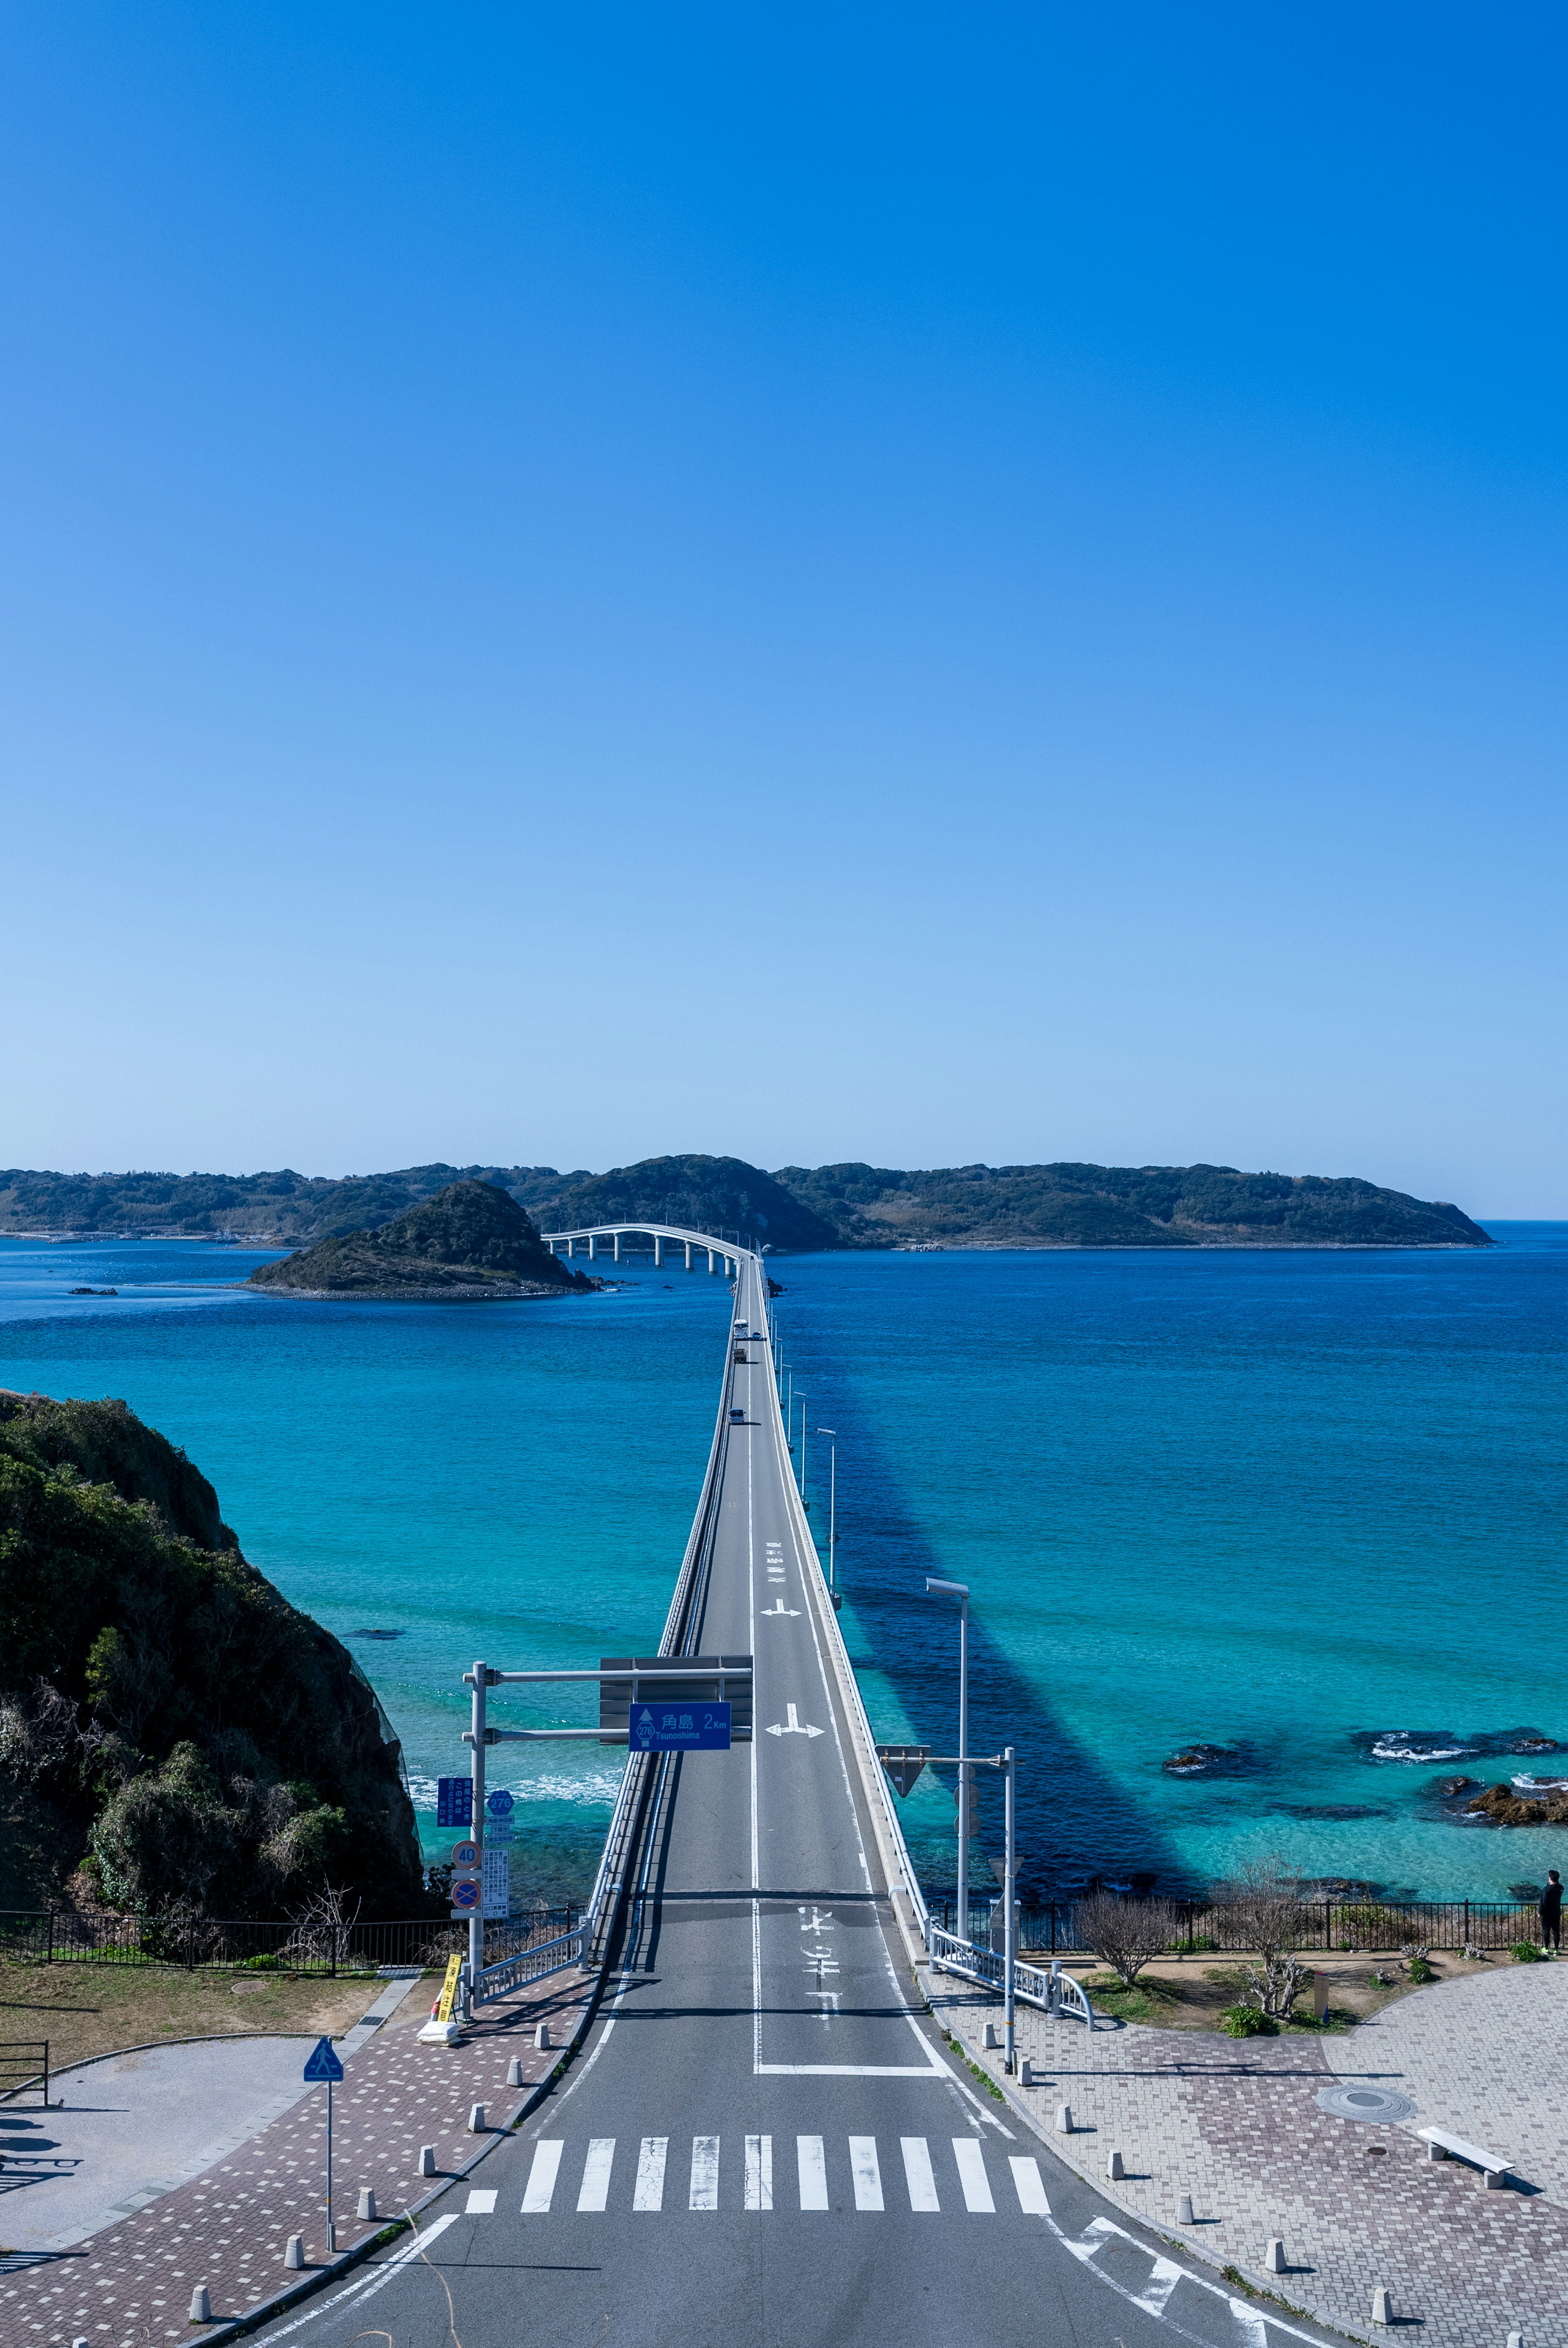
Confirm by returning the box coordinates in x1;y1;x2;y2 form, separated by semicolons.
685;1242;693;1271
588;1236;596;1260
707;1249;717;1274
654;1236;663;1267
612;1233;621;1262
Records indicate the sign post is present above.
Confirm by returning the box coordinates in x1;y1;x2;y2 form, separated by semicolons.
302;2035;345;2249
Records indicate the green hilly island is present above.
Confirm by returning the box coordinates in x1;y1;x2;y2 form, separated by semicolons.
246;1179;593;1299
0;1155;1491;1251
0;1391;427;1917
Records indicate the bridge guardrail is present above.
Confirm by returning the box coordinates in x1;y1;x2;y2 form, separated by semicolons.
926;1923;1094;2024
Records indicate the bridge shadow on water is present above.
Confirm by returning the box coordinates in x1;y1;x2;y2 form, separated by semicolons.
788;1374;1194;1902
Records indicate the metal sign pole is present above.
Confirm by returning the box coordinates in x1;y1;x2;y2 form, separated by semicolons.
957;1594;970;1947
1003;1745;1016;2075
468;1659;487;2020
325;2076;334;2251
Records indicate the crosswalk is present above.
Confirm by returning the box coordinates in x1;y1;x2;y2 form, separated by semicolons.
513;2134;1051;2216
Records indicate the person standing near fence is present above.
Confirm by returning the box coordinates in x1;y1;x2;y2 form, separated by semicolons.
1541;1871;1562;1951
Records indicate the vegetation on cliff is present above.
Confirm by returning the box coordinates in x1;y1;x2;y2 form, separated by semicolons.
247;1180;591;1296
0;1392;426;1918
517;1155;840;1253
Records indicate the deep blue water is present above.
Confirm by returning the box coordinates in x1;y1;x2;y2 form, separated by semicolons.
2;1228;1562;1904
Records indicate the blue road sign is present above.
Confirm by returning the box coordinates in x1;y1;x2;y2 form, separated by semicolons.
451;1878;482;1912
302;2035;344;2083
632;1701;731;1752
437;1777;473;1828
486;1788;514;1816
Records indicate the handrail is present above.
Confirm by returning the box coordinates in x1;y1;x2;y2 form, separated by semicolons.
927;1923;1094;2024
471;1247;760;2006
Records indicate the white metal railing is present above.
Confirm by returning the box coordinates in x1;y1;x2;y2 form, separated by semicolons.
927;1922;1094;2024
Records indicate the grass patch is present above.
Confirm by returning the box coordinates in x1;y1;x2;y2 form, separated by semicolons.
1222;2263;1313;2320
0;1956;392;2070
946;2034;1004;2101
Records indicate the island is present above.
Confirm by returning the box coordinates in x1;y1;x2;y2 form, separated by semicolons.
245;1179;594;1300
0;1390;428;1918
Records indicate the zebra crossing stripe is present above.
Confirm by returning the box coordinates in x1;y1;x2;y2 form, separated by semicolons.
522;2140;562;2213
952;2138;994;2213
745;2134;773;2210
901;2136;940;2212
1008;2156;1049;2214
578;2138;615;2212
849;2136;883;2210
797;2135;829;2210
634;2136;667;2211
690;2134;720;2210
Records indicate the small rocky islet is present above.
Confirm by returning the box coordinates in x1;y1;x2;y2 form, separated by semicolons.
245;1178;595;1301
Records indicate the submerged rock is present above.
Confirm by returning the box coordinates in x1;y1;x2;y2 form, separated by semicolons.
1162;1742;1254;1777
1436;1775;1479;1798
1467;1782;1568;1827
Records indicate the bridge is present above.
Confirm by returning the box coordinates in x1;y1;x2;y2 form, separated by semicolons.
252;1239;1290;2348
541;1219;752;1275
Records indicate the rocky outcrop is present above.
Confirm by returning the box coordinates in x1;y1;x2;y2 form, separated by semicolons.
247;1180;591;1299
1467;1782;1568;1826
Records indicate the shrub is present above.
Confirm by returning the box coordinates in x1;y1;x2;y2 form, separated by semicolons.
1220;2003;1272;2037
1407;1956;1435;1984
1167;1933;1216;1954
1332;1903;1402;1951
1511;1940;1546;1964
243;1952;282;1971
1076;1893;1183;1986
1211;1857;1310;2020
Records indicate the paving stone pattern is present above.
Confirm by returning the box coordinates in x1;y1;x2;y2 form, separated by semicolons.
934;1962;1568;2348
0;1973;593;2348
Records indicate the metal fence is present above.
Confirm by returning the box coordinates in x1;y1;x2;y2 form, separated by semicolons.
924;1895;1549;1955
0;1907;580;1977
0;2039;49;2105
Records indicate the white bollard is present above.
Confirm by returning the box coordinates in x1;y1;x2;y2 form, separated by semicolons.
1055;2103;1073;2133
1372;2287;1392;2325
507;2055;524;2087
1178;2192;1194;2225
418;2144;437;2177
468;2102;487;2133
188;2288;211;2323
1266;2239;1286;2274
1020;2058;1040;2086
357;2187;376;2221
1107;2149;1125;2181
1507;2332;1524;2348
535;2022;551;2050
284;2236;304;2271
982;2022;1000;2049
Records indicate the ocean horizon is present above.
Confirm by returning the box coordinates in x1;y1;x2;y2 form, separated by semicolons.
2;1224;1562;1909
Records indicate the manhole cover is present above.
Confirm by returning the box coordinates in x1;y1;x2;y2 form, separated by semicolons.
1316;2084;1417;2124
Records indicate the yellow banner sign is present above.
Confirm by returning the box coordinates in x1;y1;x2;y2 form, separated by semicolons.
435;1952;463;2023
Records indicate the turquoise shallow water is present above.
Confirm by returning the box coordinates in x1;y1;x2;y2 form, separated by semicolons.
1;1229;1562;1903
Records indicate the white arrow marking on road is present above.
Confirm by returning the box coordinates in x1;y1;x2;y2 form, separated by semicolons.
761;1600;800;1617
766;1703;823;1738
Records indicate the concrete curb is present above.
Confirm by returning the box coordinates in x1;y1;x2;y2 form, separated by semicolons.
194;1976;603;2343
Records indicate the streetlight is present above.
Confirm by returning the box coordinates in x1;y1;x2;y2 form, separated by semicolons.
926;1577;971;1945
784;1365;793;1447
817;1430;837;1595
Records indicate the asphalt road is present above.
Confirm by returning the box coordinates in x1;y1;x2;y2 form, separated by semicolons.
252;1254;1332;2348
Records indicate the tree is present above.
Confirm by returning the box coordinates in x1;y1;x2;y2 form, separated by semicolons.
1076;1892;1182;1987
1211;1857;1310;2021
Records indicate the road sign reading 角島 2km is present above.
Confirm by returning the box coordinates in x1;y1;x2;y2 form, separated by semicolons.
632;1701;731;1751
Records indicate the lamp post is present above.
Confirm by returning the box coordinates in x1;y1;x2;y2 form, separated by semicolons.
817;1430;836;1592
784;1366;792;1447
925;1578;971;1944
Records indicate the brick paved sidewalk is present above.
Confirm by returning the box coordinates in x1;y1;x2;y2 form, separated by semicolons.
0;1969;595;2348
931;1962;1568;2348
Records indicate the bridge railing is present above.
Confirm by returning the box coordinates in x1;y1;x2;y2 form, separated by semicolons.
926;1921;1094;2024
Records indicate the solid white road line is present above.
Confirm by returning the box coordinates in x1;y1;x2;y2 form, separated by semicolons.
797;2134;829;2210
577;2138;615;2211
690;2134;720;2210
745;2134;773;2211
1008;2156;1049;2214
634;2136;668;2211
464;2189;497;2214
256;2216;460;2340
522;2140;562;2214
849;2136;883;2211
901;2136;940;2212
952;2138;995;2213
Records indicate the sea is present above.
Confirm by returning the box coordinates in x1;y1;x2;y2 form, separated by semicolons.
2;1227;1563;1909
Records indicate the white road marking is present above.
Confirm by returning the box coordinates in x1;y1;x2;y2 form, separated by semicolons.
689;2134;720;2209
952;2138;994;2213
633;2136;667;2210
745;2133;772;2210
522;2140;562;2213
464;2188;497;2214
797;2134;829;2210
849;2135;883;2210
577;2138;615;2211
766;1702;823;1738
1009;2156;1049;2214
901;2136;940;2211
254;2217;459;2337
761;1600;800;1615
1136;2257;1186;2316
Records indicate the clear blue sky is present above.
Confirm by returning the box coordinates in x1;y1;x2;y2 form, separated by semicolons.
2;6;1563;1213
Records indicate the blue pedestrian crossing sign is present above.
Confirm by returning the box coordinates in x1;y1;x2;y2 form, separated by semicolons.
632;1701;731;1751
302;2035;344;2083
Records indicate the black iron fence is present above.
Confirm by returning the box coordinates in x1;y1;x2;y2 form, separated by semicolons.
924;1895;1548;1955
0;2039;49;2105
0;1907;580;1976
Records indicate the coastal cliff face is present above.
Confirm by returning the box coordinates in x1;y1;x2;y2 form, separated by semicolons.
247;1179;592;1298
0;1392;427;1918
